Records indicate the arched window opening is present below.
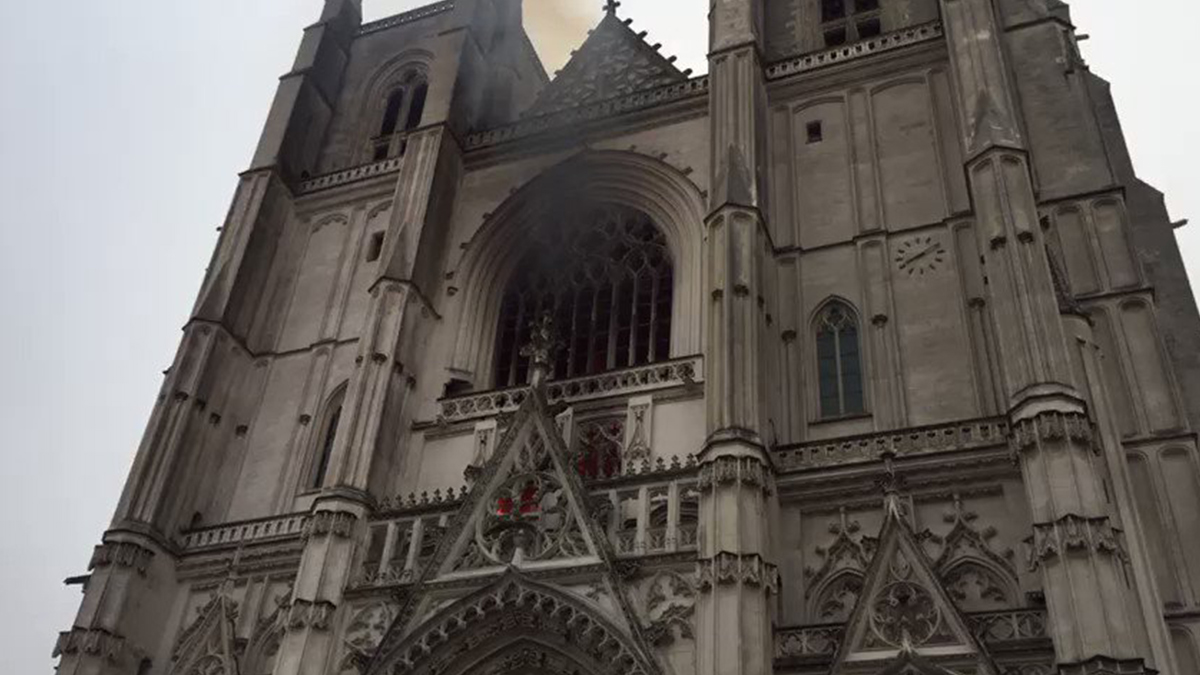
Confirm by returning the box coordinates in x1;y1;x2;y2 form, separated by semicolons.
493;204;674;387
816;302;864;418
379;88;406;137
310;388;345;490
574;416;624;480
404;82;428;131
821;0;882;47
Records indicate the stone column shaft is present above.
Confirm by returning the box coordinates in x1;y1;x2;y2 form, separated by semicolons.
939;0;1155;670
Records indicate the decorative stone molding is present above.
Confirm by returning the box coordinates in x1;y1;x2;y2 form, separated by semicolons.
1010;411;1093;453
356;1;454;36
773;608;1049;659
89;541;154;575
53;627;127;663
696;552;779;594
285;599;337;631
302;511;358;540
697;456;770;492
437;356;702;423
464;77;709;150
297;156;405;194
765;22;943;81
774;417;1009;470
1025;515;1126;571
180;513;308;551
1056;656;1153;675
643;572;695;646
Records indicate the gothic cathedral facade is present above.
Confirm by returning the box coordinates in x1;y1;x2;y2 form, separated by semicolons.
55;1;1200;674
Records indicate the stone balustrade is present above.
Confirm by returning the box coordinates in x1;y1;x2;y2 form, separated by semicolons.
357;1;455;36
765;21;944;81
437;355;702;423
179;512;309;550
773;417;1009;471
297;155;405;194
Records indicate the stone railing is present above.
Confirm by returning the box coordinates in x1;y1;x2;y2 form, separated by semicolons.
774;608;1049;659
179;512;309;551
357;1;455;36
773;417;1009;471
464;76;709;150
437;355;703;423
765;21;943;81
297;155;405;194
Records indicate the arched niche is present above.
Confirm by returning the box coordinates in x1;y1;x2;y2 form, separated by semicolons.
448;151;706;387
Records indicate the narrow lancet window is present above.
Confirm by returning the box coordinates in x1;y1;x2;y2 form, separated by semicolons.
816;302;864;418
310;388;345;489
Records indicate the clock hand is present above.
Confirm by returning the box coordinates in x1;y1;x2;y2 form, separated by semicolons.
903;243;940;266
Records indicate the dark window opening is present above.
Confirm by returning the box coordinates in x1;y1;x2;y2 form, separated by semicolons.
821;0;846;23
311;394;344;489
574;417;624;480
821;0;883;47
816;302;865;418
857;17;882;39
404;82;428;131
493;204;674;388
366;231;385;262
379;89;405;137
806;121;824;144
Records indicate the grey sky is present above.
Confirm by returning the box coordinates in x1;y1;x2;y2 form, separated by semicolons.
0;1;1194;671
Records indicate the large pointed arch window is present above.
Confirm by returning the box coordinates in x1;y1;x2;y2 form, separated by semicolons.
493;204;674;387
816;302;865;418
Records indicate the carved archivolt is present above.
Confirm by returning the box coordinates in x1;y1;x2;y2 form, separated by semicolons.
364;572;657;675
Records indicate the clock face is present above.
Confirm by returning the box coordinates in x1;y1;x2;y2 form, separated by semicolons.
894;235;946;276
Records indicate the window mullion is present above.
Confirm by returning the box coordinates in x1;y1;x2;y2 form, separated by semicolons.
834;326;845;416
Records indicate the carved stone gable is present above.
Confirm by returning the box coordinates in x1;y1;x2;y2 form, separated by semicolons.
169;591;241;675
830;501;1000;675
523;12;686;117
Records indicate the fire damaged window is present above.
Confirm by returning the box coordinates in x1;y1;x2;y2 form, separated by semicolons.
815;302;865;418
821;0;883;47
493;205;674;388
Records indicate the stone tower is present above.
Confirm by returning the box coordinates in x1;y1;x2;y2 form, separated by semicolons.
54;1;1200;674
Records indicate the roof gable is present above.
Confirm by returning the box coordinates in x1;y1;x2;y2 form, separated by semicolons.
524;8;687;117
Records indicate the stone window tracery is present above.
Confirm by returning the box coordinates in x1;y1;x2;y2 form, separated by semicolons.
493;204;674;388
815;301;865;418
821;0;882;47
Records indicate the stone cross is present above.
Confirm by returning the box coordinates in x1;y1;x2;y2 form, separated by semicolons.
604;0;621;15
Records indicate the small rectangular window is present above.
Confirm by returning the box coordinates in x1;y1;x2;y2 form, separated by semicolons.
806;121;824;144
366;232;385;262
373;143;389;161
856;0;880;12
823;26;848;47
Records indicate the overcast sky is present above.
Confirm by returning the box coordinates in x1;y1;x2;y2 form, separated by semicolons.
1;1;1195;671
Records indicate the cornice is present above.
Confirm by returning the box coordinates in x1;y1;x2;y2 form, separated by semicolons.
356;1;455;37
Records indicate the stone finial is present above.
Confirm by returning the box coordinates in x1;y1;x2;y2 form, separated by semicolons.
604;0;621;15
520;312;559;389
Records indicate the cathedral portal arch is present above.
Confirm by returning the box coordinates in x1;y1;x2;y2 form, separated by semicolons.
449;151;705;386
364;571;658;675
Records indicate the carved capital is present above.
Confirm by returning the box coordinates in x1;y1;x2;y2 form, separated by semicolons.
696;552;779;595
697;456;771;493
1025;515;1126;571
1011;412;1092;453
89;541;154;575
302;511;358;540
53;627;127;663
285;599;337;631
